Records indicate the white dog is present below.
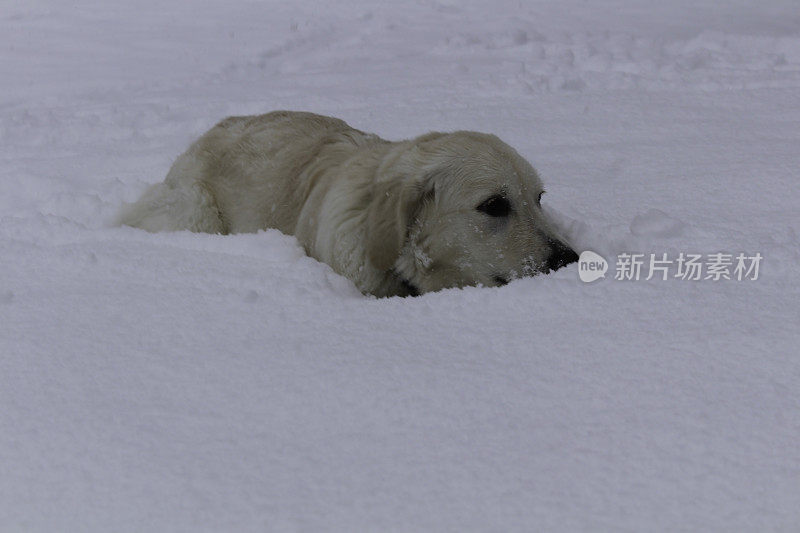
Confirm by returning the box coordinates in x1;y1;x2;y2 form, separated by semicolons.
118;111;577;296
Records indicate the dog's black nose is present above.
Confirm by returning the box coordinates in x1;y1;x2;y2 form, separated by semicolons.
546;240;579;272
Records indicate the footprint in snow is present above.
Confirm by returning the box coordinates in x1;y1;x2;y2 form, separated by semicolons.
629;208;687;238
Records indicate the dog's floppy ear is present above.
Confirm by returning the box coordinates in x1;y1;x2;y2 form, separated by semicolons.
366;134;445;272
366;174;426;272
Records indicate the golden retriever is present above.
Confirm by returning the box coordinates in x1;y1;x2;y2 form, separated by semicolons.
118;111;577;296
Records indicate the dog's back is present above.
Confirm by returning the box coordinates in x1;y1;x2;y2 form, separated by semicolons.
118;111;378;235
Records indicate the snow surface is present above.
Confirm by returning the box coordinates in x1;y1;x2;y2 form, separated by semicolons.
2;0;800;530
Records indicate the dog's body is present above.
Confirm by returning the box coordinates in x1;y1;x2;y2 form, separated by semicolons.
119;111;577;296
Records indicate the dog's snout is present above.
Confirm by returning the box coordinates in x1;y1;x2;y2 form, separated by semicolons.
546;239;579;272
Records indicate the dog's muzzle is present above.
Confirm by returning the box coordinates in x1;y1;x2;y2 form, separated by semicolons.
546;238;579;272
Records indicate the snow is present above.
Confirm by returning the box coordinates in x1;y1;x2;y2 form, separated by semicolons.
2;0;799;530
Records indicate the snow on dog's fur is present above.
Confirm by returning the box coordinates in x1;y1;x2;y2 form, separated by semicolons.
118;111;577;296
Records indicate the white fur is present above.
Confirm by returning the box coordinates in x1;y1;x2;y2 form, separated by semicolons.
118;111;575;296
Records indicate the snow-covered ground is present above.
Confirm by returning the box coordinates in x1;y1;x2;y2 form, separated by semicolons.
2;1;799;530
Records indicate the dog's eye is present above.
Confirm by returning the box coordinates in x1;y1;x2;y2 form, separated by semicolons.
477;195;511;217
537;191;545;206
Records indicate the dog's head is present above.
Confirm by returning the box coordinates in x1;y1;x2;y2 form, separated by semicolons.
367;131;578;296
